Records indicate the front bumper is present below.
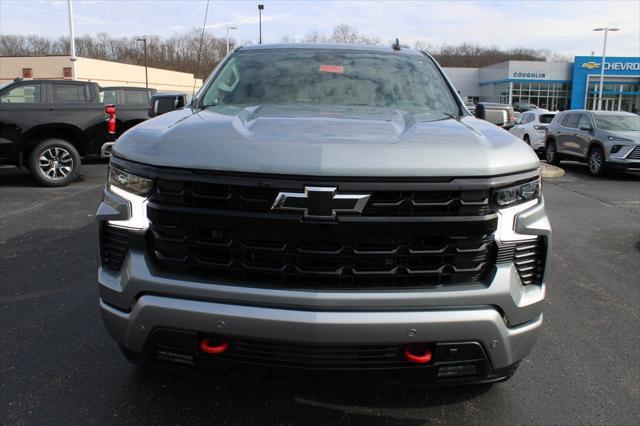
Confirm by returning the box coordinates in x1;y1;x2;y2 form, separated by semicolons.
606;158;640;171
102;295;542;373
97;184;550;381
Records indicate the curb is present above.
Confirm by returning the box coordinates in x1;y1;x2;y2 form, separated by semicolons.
540;162;565;178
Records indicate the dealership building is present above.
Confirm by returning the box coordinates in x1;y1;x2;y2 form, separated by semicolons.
445;55;640;112
0;55;202;91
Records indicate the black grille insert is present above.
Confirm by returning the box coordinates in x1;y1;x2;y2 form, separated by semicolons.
148;220;495;290
497;237;546;285
152;179;494;217
101;224;130;271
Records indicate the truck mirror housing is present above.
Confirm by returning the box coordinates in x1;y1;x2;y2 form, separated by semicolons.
149;94;187;117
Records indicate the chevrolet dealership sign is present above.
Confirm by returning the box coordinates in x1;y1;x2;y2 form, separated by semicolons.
581;61;640;71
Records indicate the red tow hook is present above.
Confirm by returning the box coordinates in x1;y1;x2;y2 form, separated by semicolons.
403;346;433;364
200;337;228;355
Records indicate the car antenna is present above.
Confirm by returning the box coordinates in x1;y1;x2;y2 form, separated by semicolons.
392;38;401;51
192;0;211;99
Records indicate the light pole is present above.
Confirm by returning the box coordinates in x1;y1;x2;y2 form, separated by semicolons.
136;38;148;89
67;0;77;80
226;26;237;55
258;4;264;44
593;27;620;110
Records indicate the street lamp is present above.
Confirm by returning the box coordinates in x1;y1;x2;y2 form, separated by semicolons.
593;27;620;110
258;4;264;44
136;38;148;89
67;0;77;80
226;26;238;55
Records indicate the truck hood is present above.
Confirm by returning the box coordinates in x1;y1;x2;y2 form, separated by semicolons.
114;105;539;177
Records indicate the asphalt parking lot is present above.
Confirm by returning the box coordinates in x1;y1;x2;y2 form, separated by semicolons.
1;160;639;425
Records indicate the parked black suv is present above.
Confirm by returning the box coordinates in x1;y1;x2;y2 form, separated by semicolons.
0;79;115;186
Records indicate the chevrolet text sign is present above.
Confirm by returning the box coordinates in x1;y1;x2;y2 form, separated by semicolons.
604;62;640;71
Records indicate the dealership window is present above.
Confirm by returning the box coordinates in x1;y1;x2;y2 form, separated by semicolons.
63;67;72;78
22;68;33;78
52;84;88;103
585;79;640;112
510;82;570;111
0;83;42;103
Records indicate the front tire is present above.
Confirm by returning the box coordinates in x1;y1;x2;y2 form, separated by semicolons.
28;139;81;187
588;146;606;177
545;140;560;165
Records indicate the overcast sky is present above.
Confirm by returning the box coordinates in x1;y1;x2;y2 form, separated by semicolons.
1;0;639;57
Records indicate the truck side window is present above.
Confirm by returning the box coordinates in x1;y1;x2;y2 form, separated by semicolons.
0;84;42;103
52;84;87;103
123;90;149;105
100;89;117;104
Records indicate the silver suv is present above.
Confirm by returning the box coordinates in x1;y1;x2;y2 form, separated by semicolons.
97;44;550;385
545;110;640;176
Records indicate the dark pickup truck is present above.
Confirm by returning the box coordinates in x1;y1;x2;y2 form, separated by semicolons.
100;86;157;155
0;79;118;186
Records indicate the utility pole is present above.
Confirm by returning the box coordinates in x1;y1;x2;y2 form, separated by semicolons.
67;0;77;80
226;26;237;55
258;4;264;44
137;38;148;88
593;27;620;110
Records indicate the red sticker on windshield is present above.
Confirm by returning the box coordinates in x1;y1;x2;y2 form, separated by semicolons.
319;65;344;74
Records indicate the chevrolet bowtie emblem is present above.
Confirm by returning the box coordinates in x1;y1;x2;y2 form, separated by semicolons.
581;61;601;70
271;186;370;220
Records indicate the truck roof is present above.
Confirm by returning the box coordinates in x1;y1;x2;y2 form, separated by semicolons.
238;43;425;56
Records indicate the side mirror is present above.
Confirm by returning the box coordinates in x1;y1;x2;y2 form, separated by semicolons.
579;125;593;132
148;94;186;117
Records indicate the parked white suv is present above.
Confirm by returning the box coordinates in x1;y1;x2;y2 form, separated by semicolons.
510;110;556;153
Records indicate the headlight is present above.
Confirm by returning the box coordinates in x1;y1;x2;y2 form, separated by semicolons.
608;136;632;142
108;167;153;196
107;166;153;230
494;178;541;208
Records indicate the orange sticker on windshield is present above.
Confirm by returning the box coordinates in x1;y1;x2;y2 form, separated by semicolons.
319;65;344;74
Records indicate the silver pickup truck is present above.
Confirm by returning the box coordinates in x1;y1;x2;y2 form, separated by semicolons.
96;43;551;386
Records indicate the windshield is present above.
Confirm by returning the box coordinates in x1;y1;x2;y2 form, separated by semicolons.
200;49;459;115
595;114;640;131
539;114;555;124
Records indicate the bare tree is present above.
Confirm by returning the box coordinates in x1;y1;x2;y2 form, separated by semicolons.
0;29;566;76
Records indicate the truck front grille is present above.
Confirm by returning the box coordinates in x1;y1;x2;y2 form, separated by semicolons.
145;173;500;290
153;179;494;217
148;221;495;290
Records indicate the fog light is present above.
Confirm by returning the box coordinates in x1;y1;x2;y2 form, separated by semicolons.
610;145;623;154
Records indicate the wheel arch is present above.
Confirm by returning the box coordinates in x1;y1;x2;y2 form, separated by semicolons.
22;124;87;157
588;140;605;155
